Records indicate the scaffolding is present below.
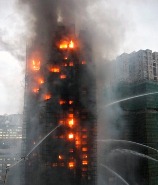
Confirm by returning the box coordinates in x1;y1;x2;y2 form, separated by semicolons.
117;80;158;185
22;25;97;185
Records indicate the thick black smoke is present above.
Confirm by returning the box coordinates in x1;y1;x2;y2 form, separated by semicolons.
17;1;129;185
17;0;89;61
17;0;127;60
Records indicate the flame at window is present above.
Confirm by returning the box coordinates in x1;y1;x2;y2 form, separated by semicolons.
63;63;68;67
68;162;75;168
69;100;73;105
68;114;73;118
59;100;66;105
58;155;64;160
68;133;74;139
69;40;74;48
49;67;60;73
60;74;66;79
33;88;39;93
82;161;88;165
59;40;75;49
32;60;40;71
68;119;74;127
59;41;68;49
38;78;44;84
82;154;88;159
43;94;51;100
82;147;88;152
69;62;74;66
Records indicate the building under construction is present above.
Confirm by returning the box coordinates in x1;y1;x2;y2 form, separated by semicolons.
104;49;158;185
22;25;97;185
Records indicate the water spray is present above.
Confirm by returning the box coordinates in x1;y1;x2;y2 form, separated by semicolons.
110;148;158;162
2;124;62;184
105;92;158;107
98;139;158;153
26;124;62;157
100;163;129;185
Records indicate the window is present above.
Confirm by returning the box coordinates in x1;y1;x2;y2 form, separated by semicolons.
82;147;88;152
153;67;156;76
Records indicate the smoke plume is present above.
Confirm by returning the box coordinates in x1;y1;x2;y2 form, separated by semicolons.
16;0;130;185
17;0;128;60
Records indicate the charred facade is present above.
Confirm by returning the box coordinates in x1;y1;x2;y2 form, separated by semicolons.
22;25;97;185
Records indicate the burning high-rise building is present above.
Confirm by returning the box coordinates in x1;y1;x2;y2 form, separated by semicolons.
22;25;97;185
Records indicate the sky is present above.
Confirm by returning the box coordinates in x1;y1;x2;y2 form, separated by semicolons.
0;0;158;114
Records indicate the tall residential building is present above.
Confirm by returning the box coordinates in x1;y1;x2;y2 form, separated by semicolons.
105;49;158;185
22;25;97;185
114;49;158;83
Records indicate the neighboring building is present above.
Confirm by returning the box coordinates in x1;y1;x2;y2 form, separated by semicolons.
105;49;158;185
22;25;97;185
114;49;158;83
0;114;22;185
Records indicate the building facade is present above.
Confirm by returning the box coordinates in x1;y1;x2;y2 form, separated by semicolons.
114;49;158;83
22;25;97;185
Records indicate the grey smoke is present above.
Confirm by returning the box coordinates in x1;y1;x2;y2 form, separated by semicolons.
17;0;128;60
16;1;129;185
16;0;129;141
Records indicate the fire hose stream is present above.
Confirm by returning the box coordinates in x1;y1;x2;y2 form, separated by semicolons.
3;124;62;185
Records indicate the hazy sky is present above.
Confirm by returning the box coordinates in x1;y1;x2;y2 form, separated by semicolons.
0;0;158;114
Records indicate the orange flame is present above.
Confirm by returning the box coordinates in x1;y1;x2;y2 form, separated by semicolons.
82;161;88;165
32;60;40;71
82;147;88;152
69;100;73;105
64;56;68;60
59;100;66;105
76;140;81;145
60;74;66;79
63;63;68;67
59;40;75;49
33;88;39;93
38;78;44;84
68;162;75;168
59;41;68;49
44;94;51;100
49;67;60;73
69;40;74;48
68;133;74;139
58;155;63;160
82;154;88;159
69;62;74;66
68;114;73;118
59;120;64;124
68;119;74;127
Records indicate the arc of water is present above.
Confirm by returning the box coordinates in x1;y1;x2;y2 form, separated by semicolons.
97;139;158;153
100;163;129;185
7;124;62;170
105;92;158;107
111;149;158;162
7;158;24;170
26;124;62;157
